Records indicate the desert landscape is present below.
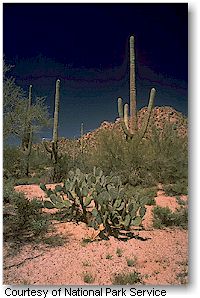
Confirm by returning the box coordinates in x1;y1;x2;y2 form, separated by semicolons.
3;182;188;285
3;104;188;285
3;4;188;286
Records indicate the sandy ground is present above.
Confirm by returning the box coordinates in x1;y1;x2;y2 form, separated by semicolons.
3;184;188;285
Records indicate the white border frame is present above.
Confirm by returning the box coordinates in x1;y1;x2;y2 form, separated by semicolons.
1;1;199;297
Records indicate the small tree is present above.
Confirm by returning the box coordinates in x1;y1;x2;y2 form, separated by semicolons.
3;59;52;176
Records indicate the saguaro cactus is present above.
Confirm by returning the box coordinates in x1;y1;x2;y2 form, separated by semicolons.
118;36;156;140
21;84;33;176
80;122;84;153
129;35;137;134
23;127;33;176
43;79;60;165
53;79;60;144
21;84;32;150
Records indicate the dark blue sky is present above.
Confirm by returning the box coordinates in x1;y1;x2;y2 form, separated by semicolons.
3;3;188;139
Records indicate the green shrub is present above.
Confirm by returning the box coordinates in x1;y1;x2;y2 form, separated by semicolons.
29;148;50;171
46;152;91;183
148;123;188;185
83;273;95;284
14;176;41;186
4;186;49;241
3;179;17;203
3;145;22;178
43;235;65;247
153;206;188;229
116;248;123;257
106;254;113;260
91;130;156;187
127;186;157;206
163;180;188;196
112;271;142;285
126;257;137;267
89;123;187;188
12;196;48;233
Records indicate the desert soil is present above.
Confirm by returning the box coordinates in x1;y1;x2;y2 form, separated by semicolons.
3;184;188;285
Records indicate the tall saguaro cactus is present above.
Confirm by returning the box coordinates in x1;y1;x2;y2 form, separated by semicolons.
53;79;60;144
43;79;60;165
21;84;32;150
21;84;33;176
129;35;137;133
118;35;156;140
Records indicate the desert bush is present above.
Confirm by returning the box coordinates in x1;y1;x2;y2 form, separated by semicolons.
4;144;51;181
153;206;188;229
39;151;92;183
3;178;17;203
127;185;157;206
3;183;49;241
55;152;92;181
3;145;22;178
14;176;41;186
43;235;66;247
148;123;188;185
126;257;137;267
90;130;156;187
29;148;50;172
90;122;187;188
11;196;48;234
83;273;95;284
3;177;43;204
163;180;188;196
112;271;142;285
116;247;123;257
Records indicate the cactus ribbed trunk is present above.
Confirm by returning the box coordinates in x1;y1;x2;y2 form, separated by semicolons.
53;79;60;143
22;84;32;150
130;35;137;133
124;104;129;130
24;127;33;176
21;84;33;176
43;79;61;181
26;84;32;147
80;122;84;153
28;84;32;108
140;88;156;139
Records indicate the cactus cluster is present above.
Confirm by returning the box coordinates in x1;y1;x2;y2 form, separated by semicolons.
118;35;156;140
40;167;148;238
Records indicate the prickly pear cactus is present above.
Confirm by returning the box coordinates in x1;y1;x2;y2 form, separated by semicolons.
40;167;148;238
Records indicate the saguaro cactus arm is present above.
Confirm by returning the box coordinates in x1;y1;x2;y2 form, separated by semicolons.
43;139;53;154
124;104;129;130
140;88;156;139
118;97;133;139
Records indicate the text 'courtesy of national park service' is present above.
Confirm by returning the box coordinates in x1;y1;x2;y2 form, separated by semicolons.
4;287;167;297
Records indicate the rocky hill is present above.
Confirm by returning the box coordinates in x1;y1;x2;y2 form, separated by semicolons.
35;106;187;157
